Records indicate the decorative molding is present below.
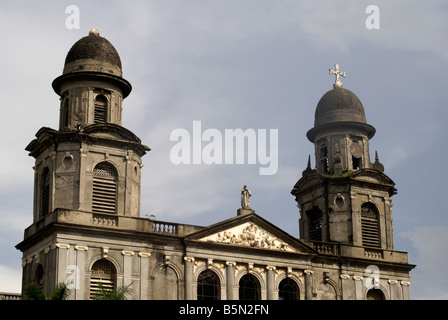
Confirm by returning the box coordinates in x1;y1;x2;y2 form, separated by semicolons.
235;264;246;277
401;281;410;286
340;274;351;280
353;275;363;281
184;256;195;262
207;259;213;269
304;270;314;275
122;250;134;256
225;261;236;267
52;243;70;250
139;251;151;258
75;245;88;251
388;279;398;284
254;267;265;275
213;262;225;272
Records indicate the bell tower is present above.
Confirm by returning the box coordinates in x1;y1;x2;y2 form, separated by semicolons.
26;29;149;222
291;65;395;250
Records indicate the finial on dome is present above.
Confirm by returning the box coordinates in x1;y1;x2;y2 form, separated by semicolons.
372;150;385;172
329;64;346;88
302;155;314;176
89;28;100;36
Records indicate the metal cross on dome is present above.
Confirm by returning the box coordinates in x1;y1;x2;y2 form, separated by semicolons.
329;64;346;88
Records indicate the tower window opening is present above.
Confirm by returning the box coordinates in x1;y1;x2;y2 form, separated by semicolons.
94;95;108;124
61;98;69;128
320;146;329;173
307;207;323;241
352;156;361;170
40;168;50;217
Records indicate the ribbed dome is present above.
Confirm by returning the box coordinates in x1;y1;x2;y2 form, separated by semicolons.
65;29;122;70
314;87;366;127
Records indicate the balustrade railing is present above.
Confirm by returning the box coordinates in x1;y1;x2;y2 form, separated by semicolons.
152;221;177;234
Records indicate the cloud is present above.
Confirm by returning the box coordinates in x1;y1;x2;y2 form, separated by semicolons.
401;226;448;299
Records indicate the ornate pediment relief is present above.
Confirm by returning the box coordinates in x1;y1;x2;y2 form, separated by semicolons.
198;222;297;253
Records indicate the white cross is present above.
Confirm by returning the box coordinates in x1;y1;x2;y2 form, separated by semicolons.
329;64;346;88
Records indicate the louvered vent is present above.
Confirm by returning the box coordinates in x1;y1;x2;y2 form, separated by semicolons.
92;162;117;214
90;259;115;300
361;203;381;248
94;95;107;124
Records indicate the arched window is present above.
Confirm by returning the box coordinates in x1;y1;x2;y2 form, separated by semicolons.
361;202;381;248
197;270;220;300
40;168;50;217
92;162;118;214
239;274;261;300
94;95;108;124
278;278;300;300
90;259;116;300
34;264;44;290
307;207;323;241
366;288;385;300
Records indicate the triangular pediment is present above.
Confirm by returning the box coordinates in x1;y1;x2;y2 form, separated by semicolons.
186;213;315;255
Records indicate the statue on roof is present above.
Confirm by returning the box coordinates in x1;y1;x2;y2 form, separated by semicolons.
241;185;252;209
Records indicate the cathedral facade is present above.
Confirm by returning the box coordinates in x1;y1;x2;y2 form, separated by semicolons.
16;30;415;300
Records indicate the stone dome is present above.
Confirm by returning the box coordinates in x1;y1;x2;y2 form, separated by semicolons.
314;87;366;127
306;86;375;142
53;29;131;98
63;29;122;77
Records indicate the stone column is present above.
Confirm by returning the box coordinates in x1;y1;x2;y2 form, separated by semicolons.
266;266;276;300
74;245;88;300
401;281;410;300
139;252;151;300
54;243;70;289
388;279;398;300
122;250;134;288
304;270;313;300
184;257;195;300
340;274;351;300
226;261;236;300
353;276;364;300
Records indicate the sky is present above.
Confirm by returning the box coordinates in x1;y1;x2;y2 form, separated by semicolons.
0;0;447;299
